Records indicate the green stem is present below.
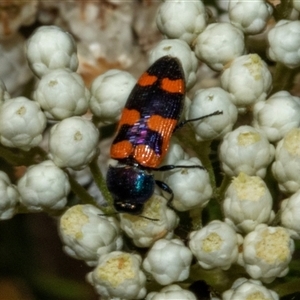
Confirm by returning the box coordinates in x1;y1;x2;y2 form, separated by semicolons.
197;140;216;191
0;145;48;166
189;206;203;231
271;63;300;95
0;145;28;166
66;171;96;206
89;157;115;214
271;278;300;297
215;174;231;204
188;263;246;293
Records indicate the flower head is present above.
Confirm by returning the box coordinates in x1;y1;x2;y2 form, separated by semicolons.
59;204;123;266
87;251;146;299
240;225;294;283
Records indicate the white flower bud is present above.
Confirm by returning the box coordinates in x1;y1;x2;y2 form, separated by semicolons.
240;225;294;283
146;284;197;300
268;20;300;68
219;125;275;178
87;251;146;299
89;69;136;123
189;220;243;270
252;91;300;143
217;0;229;11
156;0;206;45
272;128;300;194
281;190;300;239
120;195;179;248
26;25;78;78
194;23;245;71
221;54;272;108
222;277;279;300
143;238;192;285
293;0;300;12
18;160;70;212
59;204;123;266
188;87;237;141
149;39;198;89
0;171;19;220
33;69;89;120
49;116;99;169
223;173;274;233
229;0;273;35
164;157;212;211
0;97;46;150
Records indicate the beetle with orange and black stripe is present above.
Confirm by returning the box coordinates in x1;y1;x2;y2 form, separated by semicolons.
106;56;222;215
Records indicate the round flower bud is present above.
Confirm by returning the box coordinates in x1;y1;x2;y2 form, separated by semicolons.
188;87;237;141
219;125;275;178
229;0;273;35
268;20;300;68
194;22;245;71
0;97;46;150
280;190;300;239
222;277;279;300
33;69;89;120
223;172;274;233
59;204;123;266
143;238;193;285
119;195;179;248
89;69;136;123
272;128;300;194
216;0;230;11
156;0;206;45
49;116;99;169
146;284;197;300
149;39;198;89
293;0;300;12
252;91;300;143
87;251;146;299
18;160;70;212
220;54;272;108
0;171;19;220
189;220;243;270
163;157;212;211
240;225;294;283
26;25;78;77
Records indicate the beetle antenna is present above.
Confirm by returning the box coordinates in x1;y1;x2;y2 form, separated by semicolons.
99;213;159;222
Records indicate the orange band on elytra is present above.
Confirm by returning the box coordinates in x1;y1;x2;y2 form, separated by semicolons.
118;108;140;128
161;78;185;94
138;72;158;86
147;115;177;133
134;144;160;167
110;140;133;159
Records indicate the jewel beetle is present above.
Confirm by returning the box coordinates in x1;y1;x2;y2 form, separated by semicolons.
106;56;222;215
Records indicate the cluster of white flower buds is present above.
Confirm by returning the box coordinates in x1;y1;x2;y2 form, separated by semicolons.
1;0;300;299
